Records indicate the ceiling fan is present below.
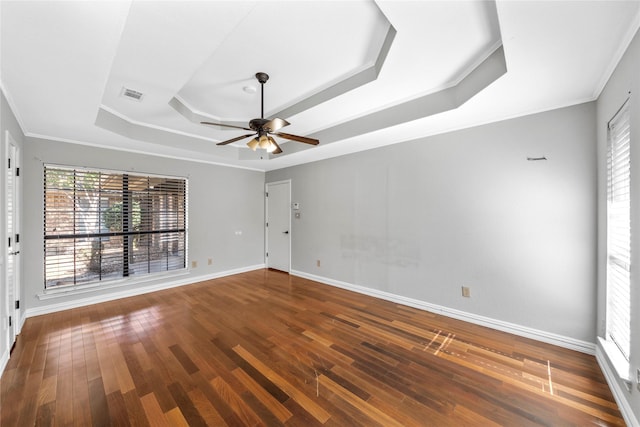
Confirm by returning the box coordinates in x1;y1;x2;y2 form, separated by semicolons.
201;72;319;155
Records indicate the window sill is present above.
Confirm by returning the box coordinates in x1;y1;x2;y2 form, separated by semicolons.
37;269;190;300
598;337;631;386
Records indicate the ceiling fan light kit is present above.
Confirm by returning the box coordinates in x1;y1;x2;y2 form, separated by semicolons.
201;72;319;155
247;137;259;150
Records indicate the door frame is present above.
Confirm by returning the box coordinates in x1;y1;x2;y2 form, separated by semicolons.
265;180;291;272
4;130;21;348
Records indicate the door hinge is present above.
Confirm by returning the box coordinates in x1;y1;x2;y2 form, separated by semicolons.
7;158;10;169
15;300;20;310
8;236;11;247
266;222;268;227
16;167;19;177
15;234;19;244
8;316;11;327
266;252;268;257
265;192;268;197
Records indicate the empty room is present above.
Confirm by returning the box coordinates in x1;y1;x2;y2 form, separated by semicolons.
1;1;640;425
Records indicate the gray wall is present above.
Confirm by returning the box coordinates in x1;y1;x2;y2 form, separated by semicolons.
0;90;25;366
21;138;265;312
596;26;640;421
268;102;597;343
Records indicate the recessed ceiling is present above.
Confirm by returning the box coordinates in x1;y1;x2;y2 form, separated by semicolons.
175;2;390;121
1;1;639;171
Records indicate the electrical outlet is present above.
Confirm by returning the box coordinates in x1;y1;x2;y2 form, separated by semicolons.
191;260;198;268
208;258;213;265
317;260;321;267
461;286;471;297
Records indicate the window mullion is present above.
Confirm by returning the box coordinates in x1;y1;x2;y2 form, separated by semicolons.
123;174;130;277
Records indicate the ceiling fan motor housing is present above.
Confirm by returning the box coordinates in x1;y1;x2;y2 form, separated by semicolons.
249;118;270;132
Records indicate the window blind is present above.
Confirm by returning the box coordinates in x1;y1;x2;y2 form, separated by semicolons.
606;98;631;361
44;166;187;289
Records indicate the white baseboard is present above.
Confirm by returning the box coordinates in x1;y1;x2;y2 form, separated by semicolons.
0;349;8;378
25;264;265;318
25;266;596;355
1;316;26;379
290;270;596;355
596;344;640;427
18;312;25;335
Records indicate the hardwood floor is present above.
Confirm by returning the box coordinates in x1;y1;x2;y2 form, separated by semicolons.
1;269;624;426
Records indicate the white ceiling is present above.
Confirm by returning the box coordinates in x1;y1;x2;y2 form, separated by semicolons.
1;1;639;172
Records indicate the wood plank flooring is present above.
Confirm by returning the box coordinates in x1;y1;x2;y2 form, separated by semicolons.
1;269;624;426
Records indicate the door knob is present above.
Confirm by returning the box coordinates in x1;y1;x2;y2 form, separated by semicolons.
9;251;19;255
282;231;289;234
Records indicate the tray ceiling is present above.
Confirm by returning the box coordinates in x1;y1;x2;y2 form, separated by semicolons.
1;1;639;171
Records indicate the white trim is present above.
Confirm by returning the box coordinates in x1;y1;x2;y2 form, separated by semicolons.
0;349;8;379
290;269;596;355
99;104;218;144
26;264;265;318
265;180;292;272
598;337;632;381
17;312;25;335
27;133;265;172
172;94;250;124
38;270;190;300
596;344;640;427
0;82;28;134
5;131;21;348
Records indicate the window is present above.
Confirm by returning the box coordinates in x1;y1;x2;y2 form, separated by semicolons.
44;166;187;289
606;98;631;362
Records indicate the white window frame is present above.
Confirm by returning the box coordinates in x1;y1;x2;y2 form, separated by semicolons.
604;98;632;380
43;164;188;291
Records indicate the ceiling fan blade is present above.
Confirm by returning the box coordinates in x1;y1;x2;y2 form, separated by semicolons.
201;121;252;131
263;117;290;132
274;132;319;145
216;133;256;146
270;138;283;154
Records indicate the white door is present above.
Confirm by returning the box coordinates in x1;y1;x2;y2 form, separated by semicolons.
5;131;20;348
266;181;290;272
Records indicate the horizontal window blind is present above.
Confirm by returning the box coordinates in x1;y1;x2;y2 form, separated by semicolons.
44;166;187;289
606;98;631;361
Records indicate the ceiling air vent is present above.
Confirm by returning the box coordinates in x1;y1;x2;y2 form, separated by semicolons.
121;87;144;102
